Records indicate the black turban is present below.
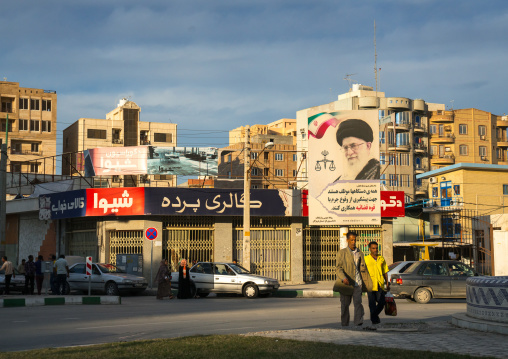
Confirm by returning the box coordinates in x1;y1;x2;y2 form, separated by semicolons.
336;119;373;146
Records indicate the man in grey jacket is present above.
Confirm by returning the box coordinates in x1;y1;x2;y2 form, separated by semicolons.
334;231;372;327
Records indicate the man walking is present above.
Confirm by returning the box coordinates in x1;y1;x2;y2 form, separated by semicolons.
364;241;390;325
334;232;372;327
53;255;69;295
24;255;36;295
35;255;45;295
1;256;15;294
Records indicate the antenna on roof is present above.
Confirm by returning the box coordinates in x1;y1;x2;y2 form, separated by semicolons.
374;20;378;94
344;73;357;91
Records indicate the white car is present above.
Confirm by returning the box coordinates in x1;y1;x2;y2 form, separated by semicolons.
387;261;415;283
67;263;148;296
170;262;280;299
0;269;25;294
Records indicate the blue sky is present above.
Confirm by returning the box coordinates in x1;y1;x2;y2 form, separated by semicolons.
2;0;508;152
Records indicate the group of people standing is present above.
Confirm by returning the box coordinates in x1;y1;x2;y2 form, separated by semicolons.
334;231;390;327
155;258;195;300
1;254;69;296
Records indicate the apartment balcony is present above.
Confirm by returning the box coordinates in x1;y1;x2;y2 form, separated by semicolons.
413;123;427;133
498;161;508;165
431;154;455;165
388;143;411;152
358;96;378;108
414;143;427;153
422;197;463;213
141;140;151;145
387;122;411;131
432;133;455;143
496;138;508;147
386;97;410;110
497;119;508;127
112;138;124;145
415;165;428;174
10;149;43;156
413;99;425;112
415;186;428;196
431;113;454;123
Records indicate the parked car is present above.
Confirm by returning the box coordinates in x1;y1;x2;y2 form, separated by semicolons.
66;263;148;295
0;268;25;294
170;262;280;298
390;260;479;304
387;261;415;283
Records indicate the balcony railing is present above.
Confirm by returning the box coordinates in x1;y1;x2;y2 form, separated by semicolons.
414;143;427;151
423;197;463;210
10;149;43;156
112;138;123;144
413;124;427;132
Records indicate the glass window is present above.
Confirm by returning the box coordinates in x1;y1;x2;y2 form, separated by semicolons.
380;174;386;186
191;263;212;274
19;119;28;131
479;146;487;157
459;145;468;156
379;131;385;144
453;185;460;196
420;262;447;276
87;129;106;139
275;169;284;176
433;225;439;235
154;133;172;142
432;187;438;197
479;125;486;136
41;120;51;132
275;153;283;161
70;264;85;274
30;99;40;111
448;262;474;277
429;125;437;134
396;132;409;146
459;124;467;134
503;184;508;195
251;152;258;160
19;98;29;110
293;154;297;161
380;153;385;165
42;99;51;111
30;120;40;132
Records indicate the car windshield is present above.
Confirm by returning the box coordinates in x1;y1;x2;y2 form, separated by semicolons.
388;262;401;270
97;264;125;274
229;264;250;274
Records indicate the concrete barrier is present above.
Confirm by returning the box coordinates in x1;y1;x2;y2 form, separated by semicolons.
0;296;121;308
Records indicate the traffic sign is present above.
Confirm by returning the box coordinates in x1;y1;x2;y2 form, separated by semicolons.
145;227;158;240
86;256;92;275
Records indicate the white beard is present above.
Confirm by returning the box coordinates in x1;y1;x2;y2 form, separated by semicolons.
342;158;369;180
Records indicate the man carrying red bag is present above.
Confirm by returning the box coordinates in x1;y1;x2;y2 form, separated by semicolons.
364;241;390;324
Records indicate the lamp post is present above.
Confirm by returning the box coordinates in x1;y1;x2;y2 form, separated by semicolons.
243;125;274;271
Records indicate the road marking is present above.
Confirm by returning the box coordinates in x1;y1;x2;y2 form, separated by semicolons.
77;319;193;330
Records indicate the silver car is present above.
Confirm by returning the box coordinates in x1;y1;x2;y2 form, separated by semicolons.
171;262;280;299
67;263;148;296
0;269;25;294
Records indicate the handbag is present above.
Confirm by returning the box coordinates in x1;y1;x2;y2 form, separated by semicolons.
384;292;397;316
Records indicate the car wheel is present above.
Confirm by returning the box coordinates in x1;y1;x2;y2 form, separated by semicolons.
198;292;210;298
243;284;259;299
105;282;119;296
414;288;431;304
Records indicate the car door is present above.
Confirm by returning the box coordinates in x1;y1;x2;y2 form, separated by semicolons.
190;263;214;291
418;262;451;297
91;264;106;292
448;262;475;297
213;264;240;293
68;264;87;291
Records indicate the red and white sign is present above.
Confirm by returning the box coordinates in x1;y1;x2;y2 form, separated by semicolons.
86;256;92;275
86;188;145;216
87;146;148;176
380;191;405;217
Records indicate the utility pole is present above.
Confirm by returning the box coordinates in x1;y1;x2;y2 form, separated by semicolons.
243;125;251;271
0;114;8;255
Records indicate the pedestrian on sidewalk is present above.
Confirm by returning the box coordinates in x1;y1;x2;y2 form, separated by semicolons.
364;241;390;325
333;231;373;327
35;255;45;295
1;256;15;295
24;255;36;295
17;259;26;276
155;259;174;300
177;259;193;299
53;255;69;295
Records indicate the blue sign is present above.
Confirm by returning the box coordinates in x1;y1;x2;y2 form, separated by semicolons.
145;227;158;240
44;189;87;219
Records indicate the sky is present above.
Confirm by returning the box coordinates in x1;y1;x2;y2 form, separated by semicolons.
2;0;508;156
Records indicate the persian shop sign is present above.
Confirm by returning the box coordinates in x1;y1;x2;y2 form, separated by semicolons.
40;188;294;219
380;191;405;217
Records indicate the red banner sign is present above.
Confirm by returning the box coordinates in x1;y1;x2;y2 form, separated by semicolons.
86;188;145;216
380;191;405;217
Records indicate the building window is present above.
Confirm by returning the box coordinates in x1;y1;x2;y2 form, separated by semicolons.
19;98;29;110
251;185;259;189
453;185;460;196
227;171;231;179
224;154;231;163
379;131;385;144
430;145;437;155
251;168;260;176
275;169;284;176
503;185;508;195
478;125;486;136
497;148;503;160
429;125;437;134
459;124;467;134
41;120;51;132
380;174;386;186
87;129;106;139
251;152;258;160
275;153;283;161
264;168;269;176
479;146;487;157
1;121;12;132
379;153;385;165
154;133;172;142
389;174;397;186
399;153;410;166
30;163;39;173
389;154;396;165
11;163;21;173
432;187;438;197
293;170;298;177
31;143;39;153
30;99;40;111
401;175;410;187
19;119;28;131
42;99;51;111
293;154;297;161
433;225;439;235
1;100;13;113
396;133;409;146
459;145;468;156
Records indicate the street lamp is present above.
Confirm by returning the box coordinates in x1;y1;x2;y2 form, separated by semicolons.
243;125;274;271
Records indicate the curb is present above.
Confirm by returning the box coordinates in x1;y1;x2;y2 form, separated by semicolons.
273;290;340;298
452;312;508;335
0;296;121;307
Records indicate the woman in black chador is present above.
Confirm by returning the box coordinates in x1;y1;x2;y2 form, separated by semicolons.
177;259;193;299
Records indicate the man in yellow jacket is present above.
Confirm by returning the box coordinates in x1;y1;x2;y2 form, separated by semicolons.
364;241;389;324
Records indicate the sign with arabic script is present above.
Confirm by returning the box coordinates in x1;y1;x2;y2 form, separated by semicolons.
380;191;405;217
144;188;288;216
86;188;145;216
84;146;148;176
42;189;87;219
308;110;380;225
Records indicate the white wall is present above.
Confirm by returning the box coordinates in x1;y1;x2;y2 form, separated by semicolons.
493;230;508;276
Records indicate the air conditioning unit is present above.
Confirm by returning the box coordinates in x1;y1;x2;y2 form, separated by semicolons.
299;128;306;134
480;135;486;140
429;177;437;183
481;156;488;161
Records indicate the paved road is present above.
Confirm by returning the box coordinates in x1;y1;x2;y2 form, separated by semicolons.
0;295;467;352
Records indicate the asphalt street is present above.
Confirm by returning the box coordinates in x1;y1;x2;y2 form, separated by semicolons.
0;296;467;352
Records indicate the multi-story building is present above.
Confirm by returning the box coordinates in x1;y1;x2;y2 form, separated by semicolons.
218;120;299;189
296;84;445;203
428;108;501;170
62;98;177;187
0;81;57;176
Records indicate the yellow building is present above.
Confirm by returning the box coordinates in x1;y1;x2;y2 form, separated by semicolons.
62;98;177;187
0;81;57;175
229;118;297;145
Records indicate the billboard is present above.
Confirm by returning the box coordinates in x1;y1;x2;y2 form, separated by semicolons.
380;191;405;217
39;189;86;220
308;110;380;225
84;146;218;177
